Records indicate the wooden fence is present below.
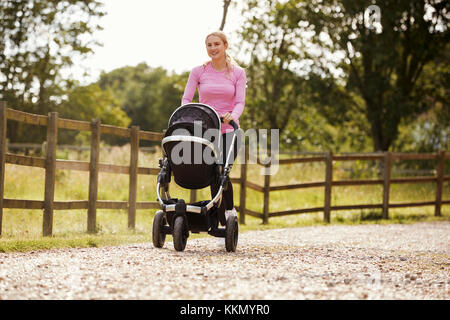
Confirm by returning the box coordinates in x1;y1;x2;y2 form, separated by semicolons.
0;102;449;236
229;150;449;225
0;102;163;236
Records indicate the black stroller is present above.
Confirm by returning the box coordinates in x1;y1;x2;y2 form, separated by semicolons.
153;103;240;252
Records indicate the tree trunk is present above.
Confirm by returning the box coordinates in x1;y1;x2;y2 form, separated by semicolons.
219;0;232;31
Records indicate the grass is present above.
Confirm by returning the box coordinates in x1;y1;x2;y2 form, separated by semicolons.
1;144;449;252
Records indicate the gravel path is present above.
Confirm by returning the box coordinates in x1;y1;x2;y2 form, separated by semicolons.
0;222;449;300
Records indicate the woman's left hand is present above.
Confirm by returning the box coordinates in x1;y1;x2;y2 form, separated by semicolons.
222;112;234;124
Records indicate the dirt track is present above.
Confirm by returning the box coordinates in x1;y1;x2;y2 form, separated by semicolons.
0;222;448;300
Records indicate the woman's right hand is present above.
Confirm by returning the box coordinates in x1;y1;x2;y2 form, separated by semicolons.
222;112;234;124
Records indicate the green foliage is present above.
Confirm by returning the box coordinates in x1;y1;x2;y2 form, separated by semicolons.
394;45;450;153
97;63;188;145
237;0;449;152
58;83;131;144
60;84;126;125
237;0;308;132
237;0;372;151
0;0;105;142
298;0;448;151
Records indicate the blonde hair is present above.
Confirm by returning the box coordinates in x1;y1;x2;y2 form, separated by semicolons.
203;31;239;74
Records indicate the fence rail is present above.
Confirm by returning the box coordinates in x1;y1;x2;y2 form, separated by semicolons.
5;143;158;154
0;102;448;236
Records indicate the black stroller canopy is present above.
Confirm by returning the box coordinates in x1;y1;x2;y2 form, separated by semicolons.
166;103;221;137
162;103;222;189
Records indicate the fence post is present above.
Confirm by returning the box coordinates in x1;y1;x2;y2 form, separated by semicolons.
435;150;445;217
382;151;392;219
43;112;58;236
239;147;248;225
128;125;139;229
263;160;271;224
324;151;333;223
0;102;7;236
87;118;101;233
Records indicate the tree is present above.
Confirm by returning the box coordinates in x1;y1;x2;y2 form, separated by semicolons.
0;0;105;142
97;63;189;145
291;0;449;151
394;42;450;153
236;0;365;151
237;0;449;152
57;83;131;144
238;0;309;133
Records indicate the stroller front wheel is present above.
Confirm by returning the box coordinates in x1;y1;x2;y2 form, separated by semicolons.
225;215;238;252
152;210;166;248
173;215;188;251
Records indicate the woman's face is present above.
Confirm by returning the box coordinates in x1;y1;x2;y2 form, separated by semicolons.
206;35;228;61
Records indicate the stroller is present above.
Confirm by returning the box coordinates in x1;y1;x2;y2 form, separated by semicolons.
153;103;240;252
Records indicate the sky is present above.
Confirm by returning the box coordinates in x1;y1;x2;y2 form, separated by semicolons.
72;0;244;84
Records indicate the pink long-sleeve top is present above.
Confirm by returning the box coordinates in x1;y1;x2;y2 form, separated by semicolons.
181;62;246;133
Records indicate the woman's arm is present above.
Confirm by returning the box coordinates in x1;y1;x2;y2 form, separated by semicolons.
181;67;201;105
230;68;246;121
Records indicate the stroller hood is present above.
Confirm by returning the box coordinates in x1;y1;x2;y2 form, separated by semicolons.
166;103;221;137
162;103;222;189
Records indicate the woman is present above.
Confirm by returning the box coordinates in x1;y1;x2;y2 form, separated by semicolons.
181;30;246;227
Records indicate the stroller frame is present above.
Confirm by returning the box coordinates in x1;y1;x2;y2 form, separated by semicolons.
153;103;240;252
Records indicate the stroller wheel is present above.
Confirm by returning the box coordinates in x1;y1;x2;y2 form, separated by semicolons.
225;215;238;252
152;210;166;248
173;215;188;251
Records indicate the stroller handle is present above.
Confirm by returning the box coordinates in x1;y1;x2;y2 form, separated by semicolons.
220;117;239;131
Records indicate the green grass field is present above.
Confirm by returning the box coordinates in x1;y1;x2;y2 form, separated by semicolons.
1;145;448;252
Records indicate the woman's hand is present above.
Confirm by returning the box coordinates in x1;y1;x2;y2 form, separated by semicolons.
222;112;234;124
